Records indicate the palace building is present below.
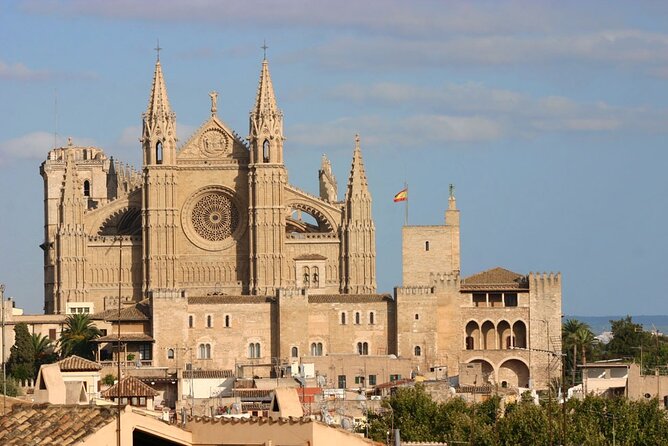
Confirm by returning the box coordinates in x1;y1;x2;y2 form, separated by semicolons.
37;55;562;390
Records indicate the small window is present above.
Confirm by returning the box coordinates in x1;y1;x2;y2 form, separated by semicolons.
357;342;369;355
355;312;361;325
425;241;429;251
414;346;422;356
369;312;375;325
368;375;377;386
341;312;346;325
248;342;261;359
312;266;319;288
505;293;518;307
139;343;152;360
156;142;163;164
225;314;230;327
206;315;213;328
291;346;298;358
415;313;419;321
188;315;194;328
310;342;323;356
167;348;175;359
83;180;91;197
355;376;365;385
303;266;310;288
466;336;474;350
338;375;346;389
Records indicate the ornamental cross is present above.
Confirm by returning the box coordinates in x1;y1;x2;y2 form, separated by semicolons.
154;39;162;61
261;40;268;60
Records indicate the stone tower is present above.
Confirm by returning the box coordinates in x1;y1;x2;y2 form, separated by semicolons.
247;58;287;295
141;58;179;295
340;136;377;294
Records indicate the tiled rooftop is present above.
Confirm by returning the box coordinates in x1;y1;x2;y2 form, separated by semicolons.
188;295;273;304
93;299;150;321
461;267;528;290
58;355;102;371
183;369;234;379
95;333;154;343
0;404;116;445
101;376;158;398
308;294;392;304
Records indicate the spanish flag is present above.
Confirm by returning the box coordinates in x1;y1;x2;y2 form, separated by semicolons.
393;188;408;202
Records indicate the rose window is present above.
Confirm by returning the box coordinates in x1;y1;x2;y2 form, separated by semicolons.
190;193;239;241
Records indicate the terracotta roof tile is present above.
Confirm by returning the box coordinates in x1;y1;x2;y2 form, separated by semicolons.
93;299;150;321
183;369;234;379
461;267;528;291
308;294;392;304
0;404;115;445
102;376;158;398
58;355;102;371
95;333;154;343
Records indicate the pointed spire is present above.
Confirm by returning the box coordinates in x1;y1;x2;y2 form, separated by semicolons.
346;134;370;195
448;183;457;210
146;60;173;123
252;59;279;118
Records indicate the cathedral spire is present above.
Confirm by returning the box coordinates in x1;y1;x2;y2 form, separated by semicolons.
345;134;370;196
142;59;176;166
249;57;284;164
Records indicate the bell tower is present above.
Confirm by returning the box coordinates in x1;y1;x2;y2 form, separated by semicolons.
247;56;287;294
141;56;179;295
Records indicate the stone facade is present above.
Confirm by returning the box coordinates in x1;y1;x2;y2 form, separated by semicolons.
37;56;561;391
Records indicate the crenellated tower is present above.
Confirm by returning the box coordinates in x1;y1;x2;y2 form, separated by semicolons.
54;151;88;312
340;135;376;294
141;58;179;295
247;57;287;294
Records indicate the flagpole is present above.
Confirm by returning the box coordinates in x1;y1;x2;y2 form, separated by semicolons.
404;182;408;226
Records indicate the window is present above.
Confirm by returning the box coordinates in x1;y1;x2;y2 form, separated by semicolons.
199;343;211;359
466;336;474;350
425;241;429;251
188;315;194;328
156;142;163;164
167;349;175;359
415;313;419;321
83;180;90;197
368;375;377;386
206;315;213;328
340;312;346;325
310;342;323;356
338;375;346;389
369;312;375;325
505;293;518;307
248;342;261;359
303;266;310;288
291;346;298;358
390;374;401;382
414;346;422;356
472;293;486;307
138;343;152;360
312;266;319;288
263;140;270;162
48;329;56;340
225;314;230;327
357;342;369;355
355;312;361;325
355;376;365;385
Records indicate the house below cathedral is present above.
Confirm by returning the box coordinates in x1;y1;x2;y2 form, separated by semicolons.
31;54;561;391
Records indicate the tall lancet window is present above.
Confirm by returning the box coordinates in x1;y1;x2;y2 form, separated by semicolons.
263;140;270;163
156;142;163;165
83;180;91;197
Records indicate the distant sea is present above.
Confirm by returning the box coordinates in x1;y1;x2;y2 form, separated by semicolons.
564;315;668;336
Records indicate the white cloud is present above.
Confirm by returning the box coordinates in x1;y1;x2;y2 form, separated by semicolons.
0;60;50;81
0;132;96;165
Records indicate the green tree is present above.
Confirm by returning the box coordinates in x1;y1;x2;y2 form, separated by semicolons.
58;314;101;360
606;316;644;359
562;319;596;386
7;323;35;383
0;375;20;397
31;333;58;378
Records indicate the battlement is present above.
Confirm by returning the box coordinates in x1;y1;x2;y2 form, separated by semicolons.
150;289;185;300
429;272;461;286
528;272;561;286
395;286;435;296
277;288;308;299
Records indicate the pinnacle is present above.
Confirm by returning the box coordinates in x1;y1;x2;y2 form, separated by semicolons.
252;58;279;117
346;134;370;194
146;60;173;122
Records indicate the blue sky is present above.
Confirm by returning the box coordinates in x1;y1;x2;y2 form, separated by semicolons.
1;0;668;315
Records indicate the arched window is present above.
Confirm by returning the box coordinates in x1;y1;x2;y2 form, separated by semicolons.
415;313;420;321
167;349;175;359
156;142;163;164
83;180;90;197
341;312;346;325
291;346;298;358
263;140;270;163
206;315;212;328
466;336;474;350
355;312;361;325
312;267;319;288
303;266;310;288
414;346;422;356
198;344;211;359
369;312;375;325
188;315;194;328
225;315;230;328
310;343;317;356
248;342;261;359
425;241;429;251
357;342;369;355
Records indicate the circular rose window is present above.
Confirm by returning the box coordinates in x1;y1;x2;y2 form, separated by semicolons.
182;187;245;251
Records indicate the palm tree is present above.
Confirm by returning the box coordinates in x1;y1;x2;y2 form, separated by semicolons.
59;314;102;360
31;333;57;377
562;319;594;386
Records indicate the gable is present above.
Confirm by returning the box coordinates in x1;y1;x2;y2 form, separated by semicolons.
177;116;249;164
461;267;528;290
